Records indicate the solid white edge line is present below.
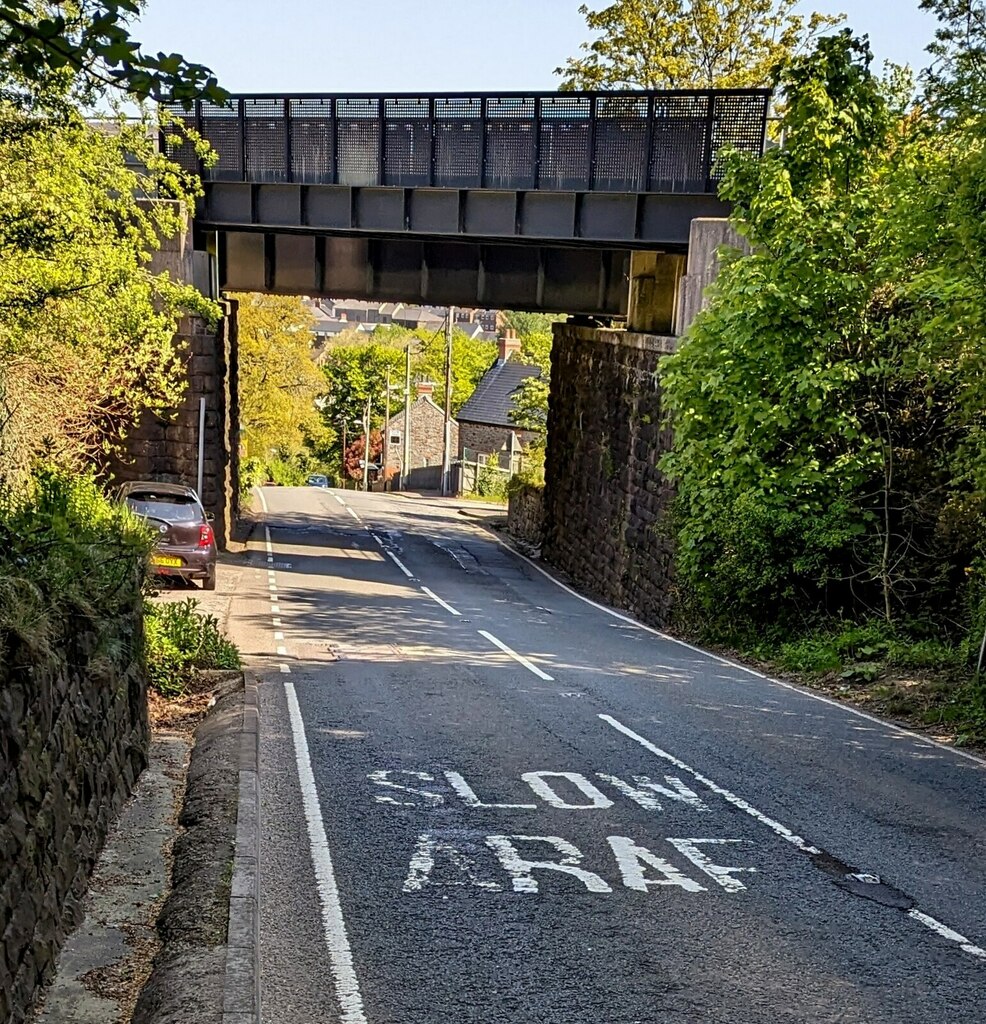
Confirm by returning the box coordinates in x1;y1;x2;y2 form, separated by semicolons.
478;629;554;681
601;713;986;962
386;550;414;579
255;486;269;514
284;682;368;1021
421;586;461;616
487;533;986;770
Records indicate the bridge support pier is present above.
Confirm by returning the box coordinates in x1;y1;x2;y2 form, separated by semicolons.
625;252;686;335
108;216;239;548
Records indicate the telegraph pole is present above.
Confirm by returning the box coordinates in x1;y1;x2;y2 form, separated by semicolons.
362;394;371;492
383;370;391;489
441;306;454;496
402;344;411;491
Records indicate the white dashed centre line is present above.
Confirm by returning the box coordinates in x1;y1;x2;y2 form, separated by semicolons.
386;550;414;579
478;630;554;680
333;494;347;507
600;713;986;962
347;507;361;522
421;586;461;616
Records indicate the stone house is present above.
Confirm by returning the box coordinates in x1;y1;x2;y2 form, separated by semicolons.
456;332;541;462
383;382;459;476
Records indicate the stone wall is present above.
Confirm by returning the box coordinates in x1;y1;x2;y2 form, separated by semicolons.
0;623;149;1024
459;422;536;460
109;303;239;549
542;325;677;627
508;483;545;547
385;396;456;470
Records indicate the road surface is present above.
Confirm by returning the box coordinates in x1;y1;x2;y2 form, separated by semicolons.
231;487;986;1024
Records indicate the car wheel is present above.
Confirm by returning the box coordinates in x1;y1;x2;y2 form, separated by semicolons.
202;568;217;591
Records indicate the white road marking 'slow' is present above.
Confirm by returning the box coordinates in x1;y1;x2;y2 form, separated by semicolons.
347;507;361;522
421;587;460;616
386;550;414;579
284;683;368;1022
602;713;986;961
478;630;554;681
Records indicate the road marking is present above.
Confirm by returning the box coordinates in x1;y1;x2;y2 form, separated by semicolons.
284;683;368;1021
279;664;291;674
334;494;347;507
490;534;986;770
369;533;385;547
601;714;986;960
445;771;536;810
273;617;282;627
608;836;706;893
256;487;269;514
600;714;818;853
274;631;284;641
268;584;277;593
386;550;414;579
347;507;361;522
485;835;611;893
421;586;460;616
478;630;553;680
520;771;613;810
277;645;288;656
271;604;280;614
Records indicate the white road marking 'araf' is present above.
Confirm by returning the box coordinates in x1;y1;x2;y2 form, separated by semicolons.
445;772;536;810
386;550;414;578
520;771;614;810
485;835;611;893
403;834;501;893
600;715;820;854
421;586;461;616
666;838;756;893
368;770;444;807
607;836;706;893
478;630;554;680
285;683;367;1023
595;773;711;813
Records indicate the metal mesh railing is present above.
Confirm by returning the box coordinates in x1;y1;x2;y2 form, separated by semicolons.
162;89;769;194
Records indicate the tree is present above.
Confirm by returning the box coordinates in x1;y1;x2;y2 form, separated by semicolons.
407;327;497;415
557;0;841;90
659;31;986;638
233;294;326;461
0;1;225;102
343;430;382;481
0;101;214;485
319;342;407;438
921;0;986;118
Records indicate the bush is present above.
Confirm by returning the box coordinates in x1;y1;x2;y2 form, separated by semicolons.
476;453;508;502
0;466;153;660
144;598;240;697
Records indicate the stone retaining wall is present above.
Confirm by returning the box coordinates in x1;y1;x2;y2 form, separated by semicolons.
0;623;149;1024
508;483;545;547
542;325;677;627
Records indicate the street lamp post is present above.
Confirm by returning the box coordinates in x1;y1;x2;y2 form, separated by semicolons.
362;394;371;493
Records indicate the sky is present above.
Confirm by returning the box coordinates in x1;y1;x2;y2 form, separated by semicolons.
134;1;940;95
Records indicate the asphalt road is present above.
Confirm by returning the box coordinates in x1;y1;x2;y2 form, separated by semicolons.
238;486;986;1024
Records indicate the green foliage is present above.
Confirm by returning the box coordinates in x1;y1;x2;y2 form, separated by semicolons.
557;0;841;90
0;1;226;103
143;598;240;697
409;327;497;415
475;453;509;502
0;466;152;660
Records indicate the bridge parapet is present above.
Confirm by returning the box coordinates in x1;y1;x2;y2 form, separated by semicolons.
164;89;769;195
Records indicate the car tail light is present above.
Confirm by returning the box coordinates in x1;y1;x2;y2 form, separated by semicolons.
198;523;214;548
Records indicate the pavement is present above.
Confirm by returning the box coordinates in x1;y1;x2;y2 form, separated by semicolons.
226;486;986;1024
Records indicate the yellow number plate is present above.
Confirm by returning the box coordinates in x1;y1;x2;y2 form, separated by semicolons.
151;555;183;568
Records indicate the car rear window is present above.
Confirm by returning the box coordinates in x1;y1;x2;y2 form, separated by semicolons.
126;494;202;523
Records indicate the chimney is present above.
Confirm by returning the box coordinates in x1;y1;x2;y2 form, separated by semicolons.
498;328;522;363
416;381;435;398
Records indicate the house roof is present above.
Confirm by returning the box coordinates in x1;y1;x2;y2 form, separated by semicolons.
457;357;541;428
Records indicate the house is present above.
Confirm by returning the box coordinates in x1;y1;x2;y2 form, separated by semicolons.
383;381;459;478
456;331;540;461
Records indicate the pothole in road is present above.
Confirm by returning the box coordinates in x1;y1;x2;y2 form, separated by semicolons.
809;849;915;910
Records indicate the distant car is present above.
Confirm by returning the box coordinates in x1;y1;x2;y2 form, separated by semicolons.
118;481;218;590
307;474;329;488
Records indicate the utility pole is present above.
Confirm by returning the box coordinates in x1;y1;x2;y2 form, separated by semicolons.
402;344;411;492
362;394;371;493
441;306;454;496
383;370;391;491
341;419;347;490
